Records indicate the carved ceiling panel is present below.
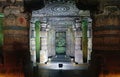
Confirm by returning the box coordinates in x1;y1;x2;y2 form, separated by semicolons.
32;2;79;17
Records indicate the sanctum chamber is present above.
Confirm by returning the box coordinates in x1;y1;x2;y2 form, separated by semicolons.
29;0;92;77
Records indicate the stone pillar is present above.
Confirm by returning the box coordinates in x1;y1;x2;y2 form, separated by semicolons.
48;28;55;57
0;13;4;64
40;22;48;64
91;6;120;77
1;0;31;77
30;21;36;64
93;6;120;53
66;27;75;57
74;19;83;64
87;19;92;61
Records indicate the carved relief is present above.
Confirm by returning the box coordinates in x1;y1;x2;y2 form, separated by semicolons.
51;5;70;12
10;0;16;4
32;2;79;16
3;6;21;16
6;0;16;4
4;14;16;26
16;16;27;27
3;4;28;27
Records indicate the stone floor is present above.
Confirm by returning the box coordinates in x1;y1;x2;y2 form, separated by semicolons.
36;55;90;77
38;69;89;77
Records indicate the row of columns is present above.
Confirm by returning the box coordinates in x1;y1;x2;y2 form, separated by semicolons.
30;17;92;64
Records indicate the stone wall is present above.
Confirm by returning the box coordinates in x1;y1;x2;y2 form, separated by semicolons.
0;0;31;77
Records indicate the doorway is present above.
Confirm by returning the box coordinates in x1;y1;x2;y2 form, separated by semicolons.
55;32;66;55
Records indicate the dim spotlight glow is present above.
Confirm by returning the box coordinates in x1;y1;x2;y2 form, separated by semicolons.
38;62;88;70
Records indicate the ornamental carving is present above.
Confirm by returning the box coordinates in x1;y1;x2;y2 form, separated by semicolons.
32;2;79;16
51;5;70;12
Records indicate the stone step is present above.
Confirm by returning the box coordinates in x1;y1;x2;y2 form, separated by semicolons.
50;55;72;63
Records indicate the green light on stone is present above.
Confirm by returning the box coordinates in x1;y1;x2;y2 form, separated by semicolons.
0;13;4;18
0;13;4;56
56;38;66;47
0;17;4;46
55;32;66;55
82;19;88;63
35;21;41;62
56;47;66;54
